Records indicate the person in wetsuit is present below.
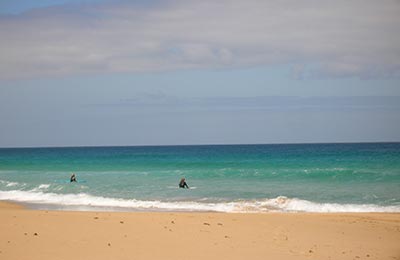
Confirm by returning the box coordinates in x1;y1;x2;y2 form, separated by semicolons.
179;178;189;189
70;173;77;182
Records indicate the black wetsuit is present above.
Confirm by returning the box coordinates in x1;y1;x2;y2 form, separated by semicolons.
179;181;189;189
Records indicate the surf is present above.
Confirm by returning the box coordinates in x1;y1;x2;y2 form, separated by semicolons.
1;188;399;213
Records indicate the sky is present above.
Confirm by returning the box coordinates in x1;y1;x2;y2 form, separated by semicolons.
0;0;399;147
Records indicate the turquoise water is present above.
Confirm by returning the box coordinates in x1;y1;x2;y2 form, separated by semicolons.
1;143;399;212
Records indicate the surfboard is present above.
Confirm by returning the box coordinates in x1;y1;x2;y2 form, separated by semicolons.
54;180;87;183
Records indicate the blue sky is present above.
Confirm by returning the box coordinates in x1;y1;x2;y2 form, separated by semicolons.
0;0;399;147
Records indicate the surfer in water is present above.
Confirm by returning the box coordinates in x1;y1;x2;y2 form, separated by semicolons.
179;178;189;189
70;173;77;183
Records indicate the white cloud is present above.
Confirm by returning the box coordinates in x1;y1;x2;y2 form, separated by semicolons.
0;0;399;79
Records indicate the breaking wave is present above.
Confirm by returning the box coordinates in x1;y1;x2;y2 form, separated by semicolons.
1;189;399;213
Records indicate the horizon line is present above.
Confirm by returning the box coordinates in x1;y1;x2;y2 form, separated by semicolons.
1;141;399;149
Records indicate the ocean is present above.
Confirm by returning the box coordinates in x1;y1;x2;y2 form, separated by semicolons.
0;143;399;213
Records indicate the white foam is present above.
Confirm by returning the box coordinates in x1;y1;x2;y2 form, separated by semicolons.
38;184;50;190
0;190;235;212
1;180;21;187
0;190;399;213
31;184;51;192
246;196;400;213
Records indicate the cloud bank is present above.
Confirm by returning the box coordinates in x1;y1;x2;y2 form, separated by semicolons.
0;0;399;80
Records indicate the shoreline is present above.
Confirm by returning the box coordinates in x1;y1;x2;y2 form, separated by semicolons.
2;197;400;213
1;201;399;260
0;200;400;213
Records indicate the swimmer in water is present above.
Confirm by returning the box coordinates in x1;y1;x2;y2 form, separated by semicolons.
70;173;77;182
179;178;189;189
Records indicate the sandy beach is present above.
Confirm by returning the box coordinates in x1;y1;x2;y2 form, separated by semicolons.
0;201;399;260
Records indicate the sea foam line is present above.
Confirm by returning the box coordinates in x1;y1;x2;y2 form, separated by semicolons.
0;180;21;187
0;189;399;213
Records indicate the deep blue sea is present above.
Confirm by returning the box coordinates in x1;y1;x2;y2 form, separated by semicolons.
1;143;399;212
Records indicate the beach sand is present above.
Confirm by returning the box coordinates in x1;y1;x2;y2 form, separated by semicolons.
0;201;399;260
